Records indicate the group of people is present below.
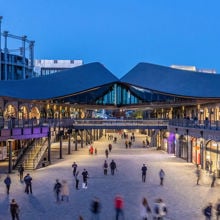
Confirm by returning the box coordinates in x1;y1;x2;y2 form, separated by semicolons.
103;159;117;175
53;179;70;202
140;197;167;220
72;161;89;189
2;164;32;220
195;165;217;187
80;194;124;220
141;163;165;186
4;132;220;220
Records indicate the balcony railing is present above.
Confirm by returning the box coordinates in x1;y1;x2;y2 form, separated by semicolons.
169;119;220;130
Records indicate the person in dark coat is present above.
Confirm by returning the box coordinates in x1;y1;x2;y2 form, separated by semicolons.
90;197;101;220
72;162;78;176
24;173;32;194
75;171;80;190
54;179;62;202
195;166;201;185
105;149;109;159
108;144;112;152
4;174;11;194
211;171;216;188
203;203;212;220
103;160;108;175
18;164;24;182
159;169;165;186
141;164;147;182
10;199;20;220
110;160;117;175
82;169;89;187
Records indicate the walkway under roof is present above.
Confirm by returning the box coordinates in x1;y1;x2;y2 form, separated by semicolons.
121;62;220;99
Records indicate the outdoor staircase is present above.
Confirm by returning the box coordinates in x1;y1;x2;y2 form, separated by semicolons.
16;139;48;170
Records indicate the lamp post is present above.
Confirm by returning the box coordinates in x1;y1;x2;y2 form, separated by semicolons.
59;130;63;159
7;139;14;173
200;131;204;169
186;129;189;162
47;129;51;164
67;128;72;154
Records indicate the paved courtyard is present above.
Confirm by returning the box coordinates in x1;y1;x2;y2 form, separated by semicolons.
0;133;219;220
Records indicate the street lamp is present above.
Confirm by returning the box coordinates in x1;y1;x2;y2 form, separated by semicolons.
200;131;204;169
67;127;72;154
7;138;14;173
186;129;189;162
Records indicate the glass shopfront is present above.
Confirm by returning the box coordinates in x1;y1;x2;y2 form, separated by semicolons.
205;141;219;173
179;135;188;160
192;137;201;165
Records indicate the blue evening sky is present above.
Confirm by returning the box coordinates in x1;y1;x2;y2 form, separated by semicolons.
1;0;220;78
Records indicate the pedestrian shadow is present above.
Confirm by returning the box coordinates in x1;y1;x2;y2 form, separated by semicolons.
0;195;10;216
28;195;46;213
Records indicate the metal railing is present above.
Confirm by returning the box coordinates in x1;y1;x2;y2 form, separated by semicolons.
169;119;220;130
2;117;220;131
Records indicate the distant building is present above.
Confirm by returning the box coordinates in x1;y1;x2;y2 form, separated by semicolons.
171;65;216;74
0;16;35;80
34;59;83;77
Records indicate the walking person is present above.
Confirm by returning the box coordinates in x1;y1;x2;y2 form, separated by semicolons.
61;180;69;202
114;195;124;220
153;198;167;220
10;199;20;220
4;174;11;195
82;168;89;188
159;169;165;186
103;160;108;175
23;173;32;194
211;171;216;187
105;149;109;159
90;197;101;220
72;162;78;176
216;199;220;220
140;197;151;220
18;164;24;182
203;203;212;220
53;179;62;202
108;144;112;152
195;166;201;185
141;164;147;182
110;160;117;175
75;171;80;190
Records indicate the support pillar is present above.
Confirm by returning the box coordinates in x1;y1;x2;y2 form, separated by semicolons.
68;133;71;154
67;127;72;154
59;133;63;159
47;130;51;163
200;131;204;169
75;130;78;151
8;139;13;173
81;130;84;148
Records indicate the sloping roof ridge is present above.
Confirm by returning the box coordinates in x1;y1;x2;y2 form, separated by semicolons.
137;61;218;76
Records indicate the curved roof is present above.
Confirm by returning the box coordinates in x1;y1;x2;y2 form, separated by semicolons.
120;62;220;98
0;62;119;100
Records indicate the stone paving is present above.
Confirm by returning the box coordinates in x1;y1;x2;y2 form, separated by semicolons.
0;132;220;220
